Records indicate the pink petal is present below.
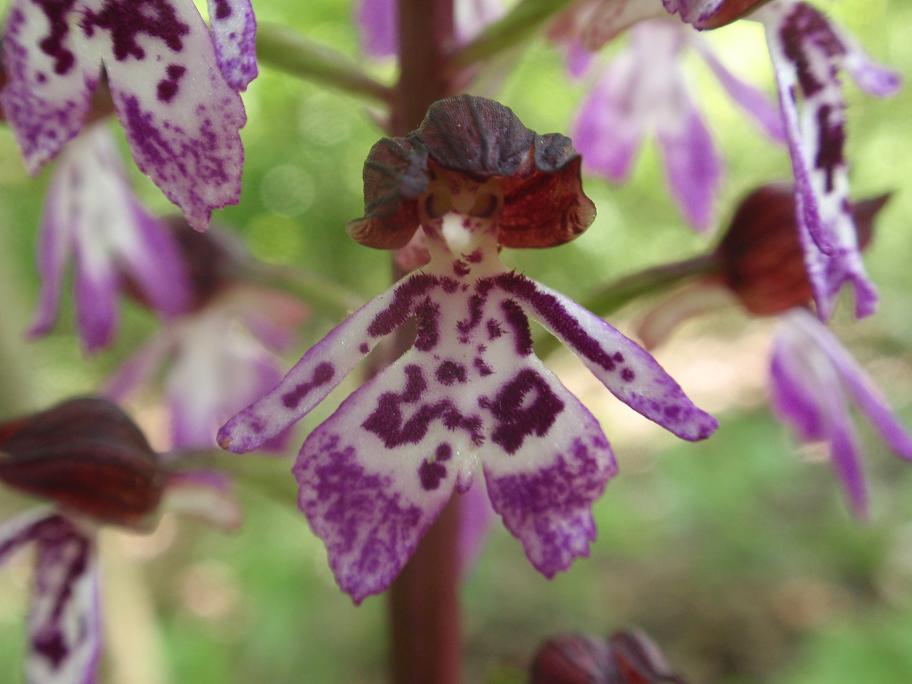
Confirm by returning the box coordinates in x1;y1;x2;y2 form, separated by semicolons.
483;359;617;577
656;91;721;232
0;1;100;172
207;0;258;91
73;242;118;353
219;273;436;453
695;39;785;142
572;52;645;182
357;0;397;58
495;274;718;441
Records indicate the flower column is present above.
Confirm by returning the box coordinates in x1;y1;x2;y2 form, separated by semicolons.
388;2;460;683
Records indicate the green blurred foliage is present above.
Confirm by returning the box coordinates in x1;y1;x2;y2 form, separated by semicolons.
0;0;911;682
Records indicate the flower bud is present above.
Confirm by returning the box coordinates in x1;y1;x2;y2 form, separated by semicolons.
0;397;165;528
531;630;686;683
715;184;889;316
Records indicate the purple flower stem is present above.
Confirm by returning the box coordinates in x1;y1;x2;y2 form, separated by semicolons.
385;2;460;683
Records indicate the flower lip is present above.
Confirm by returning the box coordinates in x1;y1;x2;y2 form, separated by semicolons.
348;94;596;250
0;397;165;528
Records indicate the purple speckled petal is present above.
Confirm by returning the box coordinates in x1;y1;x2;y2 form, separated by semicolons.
656;91;721;232
207;0;258;91
789;310;912;461
495;274;717;441
835;25;902;98
762;3;880;319
84;1;246;230
293;352;483;603
572;52;644;182
695;39;785;142
163;470;242;531
219;273;431;453
0;513;102;684
457;478;495;575
0;1;100;173
357;0;397;58
482;359;617;578
27;150;76;340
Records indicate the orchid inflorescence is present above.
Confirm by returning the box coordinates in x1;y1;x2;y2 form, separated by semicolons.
0;0;907;681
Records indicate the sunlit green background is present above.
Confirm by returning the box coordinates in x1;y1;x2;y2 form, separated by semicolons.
1;1;911;682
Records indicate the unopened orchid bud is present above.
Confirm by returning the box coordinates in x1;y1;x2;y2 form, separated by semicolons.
664;0;772;30
531;630;686;683
0;397;165;528
715;184;889;316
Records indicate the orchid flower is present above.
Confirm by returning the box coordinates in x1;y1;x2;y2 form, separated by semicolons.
104;221;307;451
771;309;912;518
27;124;190;352
754;1;900;320
219;96;717;602
0;397;240;684
0;0;257;230
572;18;784;231
356;0;504;58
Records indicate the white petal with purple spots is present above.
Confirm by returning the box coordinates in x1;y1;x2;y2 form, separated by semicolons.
207;0;258;91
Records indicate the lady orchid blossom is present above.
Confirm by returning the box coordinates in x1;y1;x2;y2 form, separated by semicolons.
219;96;718;602
571;18;785;231
770;309;912;518
0;397;240;684
104;221;307;450
28;124;190;352
635;183;911;518
0;0;258;230
356;0;504;59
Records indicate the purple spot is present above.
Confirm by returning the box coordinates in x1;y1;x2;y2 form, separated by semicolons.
612;352;624;363
418;459;447;490
213;0;232;20
466;249;483;264
815;104;845;193
35;71;48;83
414;298;440;352
435;360;467;386
621;368;635;382
453;260;470;277
363;365;483;447
500;300;533;356
474;357;493;377
33;0;77;75
281;362;335;409
359;342;369;354
482;369;565;454
368;274;438;338
436;443;452;460
457;294;486;336
486;318;504;340
81;0;191;61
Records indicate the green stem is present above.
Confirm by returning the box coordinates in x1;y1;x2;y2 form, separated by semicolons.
243;262;363;320
536;253;720;358
256;23;394;104
451;0;572;67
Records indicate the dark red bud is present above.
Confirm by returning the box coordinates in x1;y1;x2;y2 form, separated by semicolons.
531;633;615;684
690;0;773;29
531;631;686;684
0;397;165;528
715;184;890;316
